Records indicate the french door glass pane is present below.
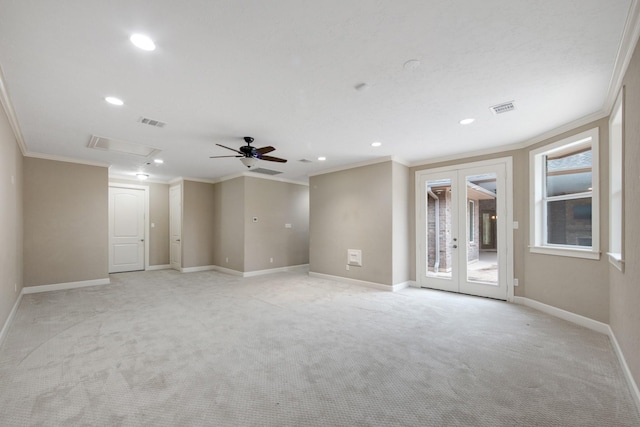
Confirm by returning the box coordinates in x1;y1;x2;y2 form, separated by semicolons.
426;179;452;279
466;173;498;284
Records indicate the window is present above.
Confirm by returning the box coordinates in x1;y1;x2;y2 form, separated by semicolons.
609;89;624;271
530;127;600;259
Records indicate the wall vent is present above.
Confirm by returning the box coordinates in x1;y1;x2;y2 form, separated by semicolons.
489;101;516;115
298;159;313;163
251;168;283;175
138;116;166;128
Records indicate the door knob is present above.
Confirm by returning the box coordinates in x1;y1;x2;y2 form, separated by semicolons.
453;244;458;249
177;239;180;242
140;239;144;242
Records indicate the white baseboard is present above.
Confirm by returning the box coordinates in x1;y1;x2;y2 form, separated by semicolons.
608;326;640;414
393;281;413;291
308;272;397;292
242;264;309;277
180;265;216;273
214;266;244;276
21;278;110;295
146;264;171;271
0;292;23;347
513;297;609;334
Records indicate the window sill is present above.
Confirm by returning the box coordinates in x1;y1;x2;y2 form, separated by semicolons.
529;246;601;260
607;252;624;272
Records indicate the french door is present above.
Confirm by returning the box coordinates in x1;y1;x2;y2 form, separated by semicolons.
416;160;511;300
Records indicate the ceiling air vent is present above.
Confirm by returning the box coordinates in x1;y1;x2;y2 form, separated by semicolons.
251;168;283;175
138;116;166;128
298;159;313;163
489;101;516;115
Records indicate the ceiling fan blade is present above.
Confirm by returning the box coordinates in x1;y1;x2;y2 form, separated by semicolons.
260;155;287;163
210;155;243;158
216;143;243;155
256;146;275;155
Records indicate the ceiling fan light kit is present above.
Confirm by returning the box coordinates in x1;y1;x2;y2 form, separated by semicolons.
211;136;288;168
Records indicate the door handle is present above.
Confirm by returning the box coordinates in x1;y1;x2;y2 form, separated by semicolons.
140;239;144;242
176;239;180;242
453;244;458;249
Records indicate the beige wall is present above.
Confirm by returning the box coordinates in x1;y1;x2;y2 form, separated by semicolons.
182;180;216;269
244;177;309;272
212;177;245;271
392;162;410;284
24;158;108;286
309;161;395;285
610;38;640;393
109;179;170;267
0;100;23;330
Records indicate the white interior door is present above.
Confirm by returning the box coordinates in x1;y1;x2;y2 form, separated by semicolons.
109;186;145;273
170;184;182;271
417;161;510;300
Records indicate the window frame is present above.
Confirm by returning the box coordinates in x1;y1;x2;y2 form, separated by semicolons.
608;88;624;271
529;127;600;260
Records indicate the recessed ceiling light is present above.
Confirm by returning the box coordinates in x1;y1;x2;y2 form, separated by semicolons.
317;156;326;161
371;142;382;147
153;159;164;164
459;118;475;125
130;34;156;51
136;173;149;180
105;96;124;106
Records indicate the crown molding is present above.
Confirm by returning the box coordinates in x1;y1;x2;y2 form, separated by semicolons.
25;151;110;168
604;0;640;113
0;64;28;156
308;155;407;177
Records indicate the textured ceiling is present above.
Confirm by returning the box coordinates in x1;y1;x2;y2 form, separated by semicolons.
0;0;634;182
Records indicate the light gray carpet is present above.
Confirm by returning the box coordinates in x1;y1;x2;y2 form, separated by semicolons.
0;270;638;426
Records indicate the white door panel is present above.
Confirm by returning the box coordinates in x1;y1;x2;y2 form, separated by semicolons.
109;187;145;273
170;184;182;270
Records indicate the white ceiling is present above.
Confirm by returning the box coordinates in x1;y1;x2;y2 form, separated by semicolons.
0;0;635;183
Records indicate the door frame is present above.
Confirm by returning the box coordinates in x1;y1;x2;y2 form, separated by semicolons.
108;182;150;271
415;157;514;301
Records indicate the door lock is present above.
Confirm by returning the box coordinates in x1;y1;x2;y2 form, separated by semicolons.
453;244;458;249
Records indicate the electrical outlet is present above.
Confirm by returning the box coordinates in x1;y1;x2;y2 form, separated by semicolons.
514;278;519;286
14;283;17;292
225;257;229;263
270;257;273;263
346;265;350;271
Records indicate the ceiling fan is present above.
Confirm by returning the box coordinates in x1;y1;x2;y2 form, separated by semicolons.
211;136;287;168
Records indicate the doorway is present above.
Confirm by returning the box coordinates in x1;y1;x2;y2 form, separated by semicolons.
108;184;149;273
169;184;182;271
416;158;513;300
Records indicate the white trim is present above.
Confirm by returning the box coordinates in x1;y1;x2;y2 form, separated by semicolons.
108;174;168;185
0;293;23;347
181;176;219;184
608;326;640;414
214;266;244;276
309;272;400;292
513;297;608;335
168;177;183;185
25;152;110;168
147;264;172;271
242;264;309;277
529;246;602;260
308;156;404;177
607;253;624;272
180;265;216;273
0;64;28;156
241;172;309;186
21;278;110;294
604;0;640;112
